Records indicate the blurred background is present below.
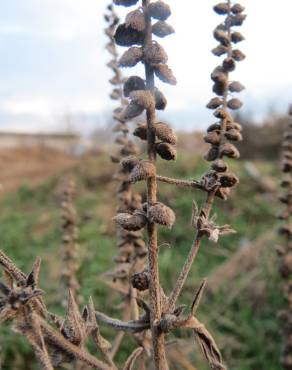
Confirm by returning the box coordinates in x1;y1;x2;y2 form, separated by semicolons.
0;1;290;369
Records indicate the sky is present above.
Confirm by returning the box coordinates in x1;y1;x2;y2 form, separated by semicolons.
0;0;292;134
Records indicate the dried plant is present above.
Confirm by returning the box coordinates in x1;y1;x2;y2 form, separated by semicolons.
104;3;148;362
277;106;292;370
60;180;81;305
94;0;246;369
0;1;247;369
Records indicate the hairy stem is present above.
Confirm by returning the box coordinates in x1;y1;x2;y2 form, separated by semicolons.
142;1;168;369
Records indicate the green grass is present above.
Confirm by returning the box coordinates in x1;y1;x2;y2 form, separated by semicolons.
0;153;284;370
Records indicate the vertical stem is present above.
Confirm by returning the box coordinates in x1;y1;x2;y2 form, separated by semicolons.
142;1;168;369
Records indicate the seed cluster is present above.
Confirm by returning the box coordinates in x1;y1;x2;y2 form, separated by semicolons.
204;1;246;200
277;107;292;370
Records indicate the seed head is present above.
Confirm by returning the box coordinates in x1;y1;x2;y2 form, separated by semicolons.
113;0;139;7
131;271;149;291
155;142;177;160
231;31;245;43
219;143;240;159
119;47;143;67
228;81;245;93
232;49;246;61
113;210;148;231
144;42;168;65
153;64;177;85
213;3;229;15
155;123;177;145
125;9;146;32
114;24;144;47
148;1;171;21
152;21;174;38
222;57;236;72
123;76;146;97
148;202;176;228
130;160;156;183
227;98;243;110
206;97;223;110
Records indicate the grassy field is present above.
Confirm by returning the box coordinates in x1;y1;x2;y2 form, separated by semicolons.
0;149;284;370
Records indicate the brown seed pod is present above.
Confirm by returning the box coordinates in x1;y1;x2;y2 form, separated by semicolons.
211;66;228;84
213;107;231;120
155;122;177;145
109;75;120;85
131;271;149;291
224;128;243;141
120;156;140;172
153;64;177;85
231;31;245;43
107;59;118;70
119;47;143;67
144;42;168;64
119;100;144;120
206;97;223;109
212;45;228;57
207;123;221;132
228;14;247;27
219;143;240;159
130;160;156;183
133;123;147;141
227;98;243;110
231;3;245;14
113;210;148;231
226;122;242;131
213;81;227;96
204;131;221;145
222;57;236;72
154;87;167;110
155;142;177;160
232;49;246;62
213;29;230;47
148;1;171;21
106;42;117;56
282;159;292;173
213;3;229;15
113;0;139;6
148;202;176;228
229;81;245;93
219;172;239;187
123;76;146;97
114;24;144;46
125;9;146;31
204;146;219;161
212;159;228;172
152;21;174;38
130;90;156;109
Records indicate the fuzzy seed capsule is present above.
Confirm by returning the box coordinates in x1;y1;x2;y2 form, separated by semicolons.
229;81;245;93
148;202;176;228
114;24;144;47
130;160;156;183
120;101;144;120
144;42;168;64
232;49;246;62
224;129;243;141
204;131;220;145
212;45;228;57
231;3;245;14
212;159;228;172
228;14;247;27
155;122;177;145
204;146;219;161
231;31;245;43
123;76;145;97
153;64;177;85
148;1;171;21
213;3;229;15
131;271;149;291
113;211;148;231
120;156;140;172
227;98;243;110
125;9;146;31
119;47;143;67
130;90;156;109
155;142;177;160
213;29;230;47
133;123;147;141
154;88;167;110
219;143;240;159
152;21;174;38
219;172;239;187
222;57;236;72
206;97;222;110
